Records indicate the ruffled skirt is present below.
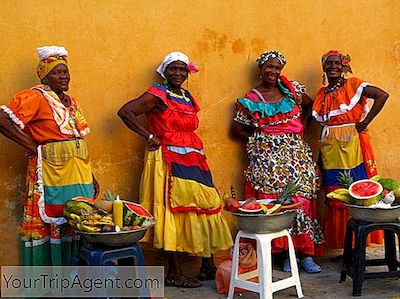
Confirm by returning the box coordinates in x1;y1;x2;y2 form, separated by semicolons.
140;148;233;257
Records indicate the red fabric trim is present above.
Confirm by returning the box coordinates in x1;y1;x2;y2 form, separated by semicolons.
279;75;298;100
170;205;222;214
45;204;64;217
167;150;210;171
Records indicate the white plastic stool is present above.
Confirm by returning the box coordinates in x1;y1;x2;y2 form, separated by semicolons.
227;229;303;299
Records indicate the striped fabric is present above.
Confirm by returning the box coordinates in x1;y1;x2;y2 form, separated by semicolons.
164;146;222;214
39;139;94;223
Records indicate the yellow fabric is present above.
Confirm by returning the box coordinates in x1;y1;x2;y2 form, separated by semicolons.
37;57;68;79
320;134;363;170
41;139;92;186
139;147;233;257
170;177;221;210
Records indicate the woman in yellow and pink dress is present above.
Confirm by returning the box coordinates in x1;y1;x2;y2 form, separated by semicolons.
312;50;389;249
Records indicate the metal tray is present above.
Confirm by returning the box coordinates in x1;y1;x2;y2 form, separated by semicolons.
345;204;400;223
76;223;154;247
230;209;296;233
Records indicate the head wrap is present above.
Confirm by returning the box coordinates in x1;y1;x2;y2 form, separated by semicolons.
36;46;68;79
321;50;352;74
156;51;199;79
256;50;287;68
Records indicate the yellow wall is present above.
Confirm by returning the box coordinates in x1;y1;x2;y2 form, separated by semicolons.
1;0;399;265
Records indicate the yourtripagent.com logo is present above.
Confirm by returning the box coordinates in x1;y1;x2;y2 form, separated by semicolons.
1;266;164;297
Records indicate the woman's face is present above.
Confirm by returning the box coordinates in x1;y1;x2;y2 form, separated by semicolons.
260;58;283;84
164;61;188;88
43;64;70;93
323;55;343;79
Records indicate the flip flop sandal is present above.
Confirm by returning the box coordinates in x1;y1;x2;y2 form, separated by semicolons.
301;257;321;273
165;275;203;288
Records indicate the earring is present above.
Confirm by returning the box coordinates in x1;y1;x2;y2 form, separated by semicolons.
163;78;168;86
322;73;326;85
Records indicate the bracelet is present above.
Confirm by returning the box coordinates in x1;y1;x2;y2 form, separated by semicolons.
147;133;154;140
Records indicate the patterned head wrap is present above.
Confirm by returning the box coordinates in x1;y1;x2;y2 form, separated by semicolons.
156;51;200;79
256;50;287;68
321;50;352;74
36;46;68;79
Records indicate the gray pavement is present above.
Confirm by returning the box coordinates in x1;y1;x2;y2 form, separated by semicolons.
161;247;400;299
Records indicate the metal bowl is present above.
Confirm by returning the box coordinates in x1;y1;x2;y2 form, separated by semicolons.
230;209;296;233
345;204;400;223
76;224;154;247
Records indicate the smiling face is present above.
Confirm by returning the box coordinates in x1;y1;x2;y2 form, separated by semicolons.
323;55;343;80
42;64;70;94
260;58;283;85
164;61;188;89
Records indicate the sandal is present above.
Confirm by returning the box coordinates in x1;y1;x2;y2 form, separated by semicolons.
301;257;321;273
198;266;217;280
165;275;203;288
282;258;300;273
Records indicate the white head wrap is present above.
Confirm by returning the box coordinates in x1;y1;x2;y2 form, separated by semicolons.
37;46;68;60
156;51;191;79
256;50;286;68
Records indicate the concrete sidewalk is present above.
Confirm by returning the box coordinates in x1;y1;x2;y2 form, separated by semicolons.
162;247;400;299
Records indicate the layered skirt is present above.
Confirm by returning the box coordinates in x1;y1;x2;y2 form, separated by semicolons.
139;147;233;257
20;139;94;265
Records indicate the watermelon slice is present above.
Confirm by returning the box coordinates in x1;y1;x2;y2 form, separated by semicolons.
122;200;154;227
349;179;383;206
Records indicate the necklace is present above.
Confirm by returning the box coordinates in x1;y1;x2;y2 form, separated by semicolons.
324;77;346;94
165;85;191;103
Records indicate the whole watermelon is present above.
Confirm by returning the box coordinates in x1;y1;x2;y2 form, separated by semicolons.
379;178;400;191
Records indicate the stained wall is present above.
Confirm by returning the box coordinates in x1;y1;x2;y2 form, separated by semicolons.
1;0;399;264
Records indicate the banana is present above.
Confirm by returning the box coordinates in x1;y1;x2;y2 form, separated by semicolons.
335;188;350;195
82;214;103;220
69;213;82;222
370;175;382;182
76;223;101;232
260;203;269;214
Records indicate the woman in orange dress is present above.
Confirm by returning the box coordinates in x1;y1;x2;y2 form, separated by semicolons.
0;46;98;265
312;50;389;249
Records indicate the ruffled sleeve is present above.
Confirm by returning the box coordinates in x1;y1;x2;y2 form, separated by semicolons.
233;108;253;126
1;89;43;129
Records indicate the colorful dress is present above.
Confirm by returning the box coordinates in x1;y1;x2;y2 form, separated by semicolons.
1;85;93;265
139;83;233;257
234;76;323;256
313;77;383;248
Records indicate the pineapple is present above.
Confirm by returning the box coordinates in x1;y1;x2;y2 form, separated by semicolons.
338;171;354;188
278;180;301;205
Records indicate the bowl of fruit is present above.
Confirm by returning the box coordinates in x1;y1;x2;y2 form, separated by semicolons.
64;192;155;247
224;183;301;233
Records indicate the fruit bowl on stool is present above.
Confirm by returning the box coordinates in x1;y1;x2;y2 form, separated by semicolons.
76;223;154;247
344;204;400;223
230;209;297;233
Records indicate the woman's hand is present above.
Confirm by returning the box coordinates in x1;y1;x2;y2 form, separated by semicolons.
92;174;100;199
355;120;368;133
148;136;161;151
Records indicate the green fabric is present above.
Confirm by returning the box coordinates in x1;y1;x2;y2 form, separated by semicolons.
21;237;79;266
237;81;297;117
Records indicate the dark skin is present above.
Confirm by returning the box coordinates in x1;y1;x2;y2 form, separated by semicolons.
323;55;389;132
118;61;215;287
231;58;319;265
0;64;99;198
231;58;314;142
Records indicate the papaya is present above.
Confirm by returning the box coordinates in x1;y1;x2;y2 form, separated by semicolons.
225;197;240;212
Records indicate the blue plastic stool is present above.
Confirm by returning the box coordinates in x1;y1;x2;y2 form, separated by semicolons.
79;242;145;266
78;242;150;298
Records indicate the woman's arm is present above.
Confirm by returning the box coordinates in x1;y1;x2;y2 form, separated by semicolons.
118;93;164;151
230;121;255;143
0;110;37;156
300;93;313;126
356;86;389;132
